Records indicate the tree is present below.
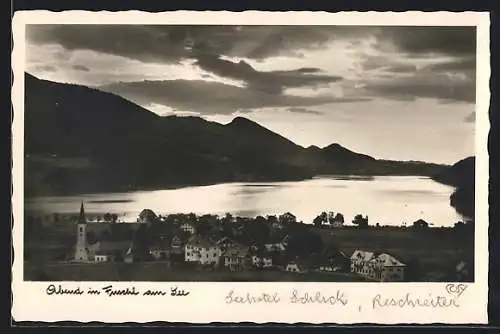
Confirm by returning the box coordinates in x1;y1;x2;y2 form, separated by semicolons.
255;215;266;225
334;213;344;224
313;212;328;227
221;213;234;224
352;214;369;228
267;215;278;225
103;213;112;222
111;214;118;223
313;215;323;227
53;213;60;223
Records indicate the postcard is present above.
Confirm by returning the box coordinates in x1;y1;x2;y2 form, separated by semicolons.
11;10;490;324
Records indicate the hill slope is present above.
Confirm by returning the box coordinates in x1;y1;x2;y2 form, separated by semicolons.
432;157;475;220
24;74;447;196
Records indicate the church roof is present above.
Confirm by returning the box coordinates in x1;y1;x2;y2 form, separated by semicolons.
78;202;87;224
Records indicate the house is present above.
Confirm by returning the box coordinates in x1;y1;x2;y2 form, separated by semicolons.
87;240;133;262
264;235;289;252
124;245;135;263
222;245;250;271
149;236;172;260
171;234;183;254
285;260;309;274
350;250;406;281
370;253;406;281
184;235;222;265
137;209;158;224
412;219;429;229
279;212;297;225
251;254;273;269
180;222;196;235
350;250;375;276
216;237;239;252
317;249;350;272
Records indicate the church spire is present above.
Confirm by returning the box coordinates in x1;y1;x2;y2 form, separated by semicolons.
78;201;86;224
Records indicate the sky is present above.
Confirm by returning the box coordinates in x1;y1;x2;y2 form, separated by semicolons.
25;25;476;164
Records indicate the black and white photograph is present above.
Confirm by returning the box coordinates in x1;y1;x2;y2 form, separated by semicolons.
19;18;481;285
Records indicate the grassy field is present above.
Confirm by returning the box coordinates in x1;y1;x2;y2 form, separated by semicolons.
24;261;367;282
313;226;474;280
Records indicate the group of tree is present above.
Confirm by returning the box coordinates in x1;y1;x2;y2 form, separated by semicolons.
352;214;369;228
313;211;345;227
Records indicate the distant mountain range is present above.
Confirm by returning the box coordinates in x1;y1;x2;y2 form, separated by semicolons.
24;73;466;199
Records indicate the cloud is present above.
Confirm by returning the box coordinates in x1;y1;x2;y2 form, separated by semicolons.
286;107;323;115
33;65;57;72
464;111;475;123
376;26;476;57
362;70;475;103
98;79;341;115
72;64;90;72
26;25;477;106
25;25;383;64
194;54;343;94
424;57;476;72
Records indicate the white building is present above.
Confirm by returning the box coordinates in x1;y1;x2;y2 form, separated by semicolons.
251;255;273;269
285;261;308;274
222;246;249;271
264;235;289;252
184;235;222;265
180;222;196;235
350;250;406;281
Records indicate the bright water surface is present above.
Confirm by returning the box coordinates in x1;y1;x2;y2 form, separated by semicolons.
25;176;461;227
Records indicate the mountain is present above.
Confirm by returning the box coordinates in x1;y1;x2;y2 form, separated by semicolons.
432;156;475;220
23;74;448;197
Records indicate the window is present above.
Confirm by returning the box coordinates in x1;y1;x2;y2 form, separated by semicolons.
79;227;83;233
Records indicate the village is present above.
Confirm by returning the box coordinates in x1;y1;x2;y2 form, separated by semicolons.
24;203;474;282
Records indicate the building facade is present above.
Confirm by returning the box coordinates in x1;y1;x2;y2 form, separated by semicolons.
184;235;222;265
350;250;406;281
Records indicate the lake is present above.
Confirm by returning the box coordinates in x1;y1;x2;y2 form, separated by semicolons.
24;176;463;227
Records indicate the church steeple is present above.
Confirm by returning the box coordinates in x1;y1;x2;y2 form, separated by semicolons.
78;201;87;224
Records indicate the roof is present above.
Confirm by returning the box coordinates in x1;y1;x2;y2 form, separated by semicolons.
413;219;429;225
93;241;133;253
223;246;249;257
78;202;86;224
286;260;309;271
187;235;217;248
216;237;237;245
370;253;406;267
149;236;172;251
351;250;375;261
95;251;114;256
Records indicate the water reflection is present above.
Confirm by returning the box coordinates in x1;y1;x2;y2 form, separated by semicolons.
24;176;461;227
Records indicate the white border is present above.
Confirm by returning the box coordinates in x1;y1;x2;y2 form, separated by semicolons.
11;11;490;324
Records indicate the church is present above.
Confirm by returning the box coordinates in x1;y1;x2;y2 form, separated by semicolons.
73;202;135;263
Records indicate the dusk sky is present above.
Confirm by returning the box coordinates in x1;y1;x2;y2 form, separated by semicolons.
25;25;476;164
